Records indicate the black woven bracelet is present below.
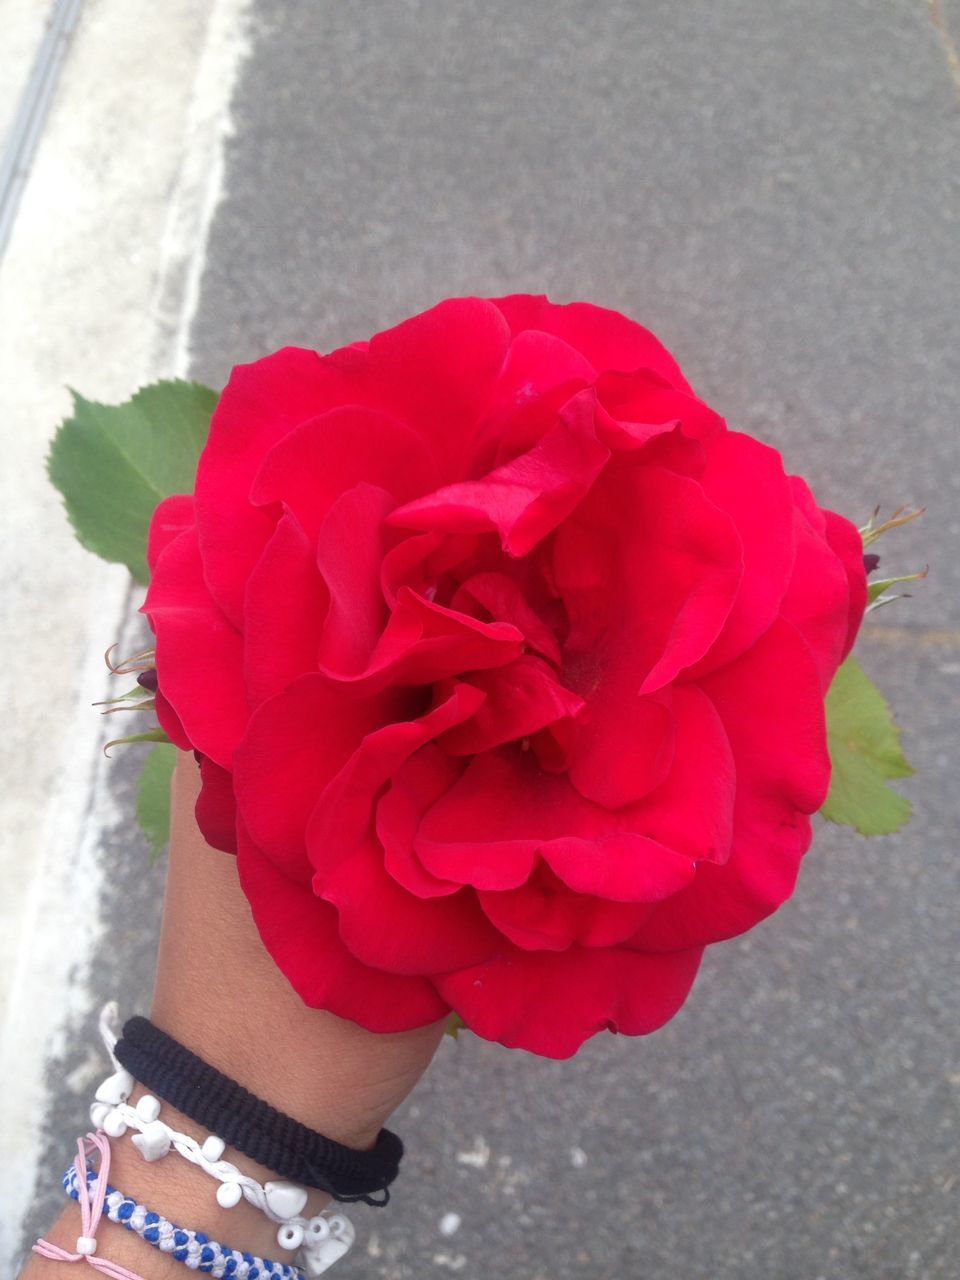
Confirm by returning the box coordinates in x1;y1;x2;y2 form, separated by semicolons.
113;1016;403;1206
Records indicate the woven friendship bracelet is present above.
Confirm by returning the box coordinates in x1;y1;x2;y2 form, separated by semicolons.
64;1160;303;1279
113;1017;402;1205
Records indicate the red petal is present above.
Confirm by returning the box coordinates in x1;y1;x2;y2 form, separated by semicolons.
195;755;238;854
315;485;396;676
822;508;868;661
194;347;361;625
236;819;448;1029
249;405;439;544
316;587;522;695
683;431;796;676
541;833;694;902
436;942;703;1057
483;328;595;423
388;388;610;556
439;656;584;756
779;502;850;692
377;746;465;899
233;674;406;875
243;511;329;703
306;682;487;871
635;798;813;953
624;685;735;864
450;571;562;666
702;616;829;815
316;835;500;975
554;464;742;697
594;368;725;449
415;746;696;902
142;527;247;768
154;690;191;751
325;297;512;477
380;531;444;608
147;494;194;571
490;294;694;392
477;863;653;951
634;618;829;951
568;684;676;809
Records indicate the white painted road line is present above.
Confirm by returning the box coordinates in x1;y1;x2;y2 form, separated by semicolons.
0;0;85;261
0;0;250;1266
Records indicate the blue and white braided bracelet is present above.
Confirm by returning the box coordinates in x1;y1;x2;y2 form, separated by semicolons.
64;1162;303;1280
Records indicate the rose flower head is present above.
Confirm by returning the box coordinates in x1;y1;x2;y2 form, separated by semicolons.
143;295;866;1058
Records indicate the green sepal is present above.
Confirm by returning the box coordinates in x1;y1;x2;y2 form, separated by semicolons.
94;684;155;707
137;743;177;863
103;727;171;756
866;567;928;609
444;1012;466;1041
820;656;914;836
47;380;217;583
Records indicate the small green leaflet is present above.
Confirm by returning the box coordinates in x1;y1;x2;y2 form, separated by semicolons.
47;380;217;584
136;743;178;862
820;656;913;835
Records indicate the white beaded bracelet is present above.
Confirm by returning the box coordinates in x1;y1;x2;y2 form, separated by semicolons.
91;1004;355;1277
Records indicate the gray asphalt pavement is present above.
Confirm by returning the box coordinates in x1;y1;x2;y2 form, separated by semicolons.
21;2;960;1277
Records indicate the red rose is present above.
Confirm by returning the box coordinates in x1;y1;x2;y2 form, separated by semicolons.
143;295;866;1058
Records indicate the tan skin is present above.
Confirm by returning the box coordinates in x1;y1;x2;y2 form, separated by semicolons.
22;751;446;1278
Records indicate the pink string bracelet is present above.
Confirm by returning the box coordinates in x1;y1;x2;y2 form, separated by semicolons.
33;1130;146;1279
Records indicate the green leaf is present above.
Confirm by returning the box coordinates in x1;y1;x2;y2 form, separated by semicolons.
47;380;217;583
820;656;914;836
136;743;177;861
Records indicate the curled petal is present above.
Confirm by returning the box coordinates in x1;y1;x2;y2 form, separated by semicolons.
477;863;654;951
555;464;742;697
415;746;697;903
316;835;500;976
450;571;562;666
317;588;523;695
491;294;695;392
388;388;610;556
779;503;851;693
377;746;465;900
234;675;408;875
154;690;191;752
236;820;449;1029
568;685;675;810
195;347;361;626
821;508;868;661
325;296;512;476
142;527;247;768
315;484;396;676
250;406;438;543
196;754;238;854
633;618;829;952
436;943;703;1059
683;431;795;676
475;328;595;460
439;657;584;756
244;511;329;704
147;494;194;571
307;682;488;874
594;369;725;448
